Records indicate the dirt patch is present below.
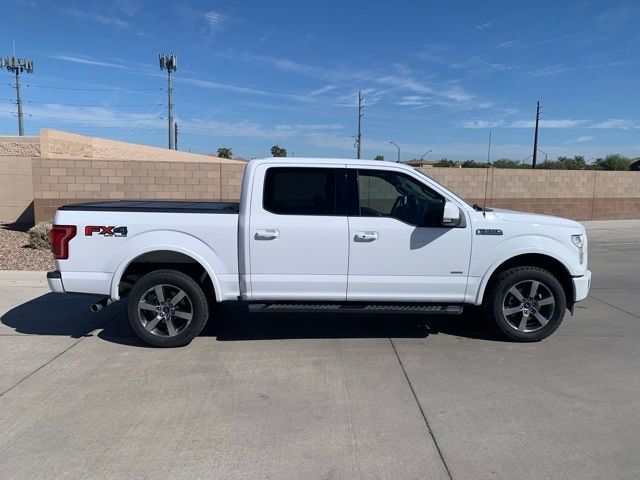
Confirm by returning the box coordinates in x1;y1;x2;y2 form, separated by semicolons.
0;225;54;271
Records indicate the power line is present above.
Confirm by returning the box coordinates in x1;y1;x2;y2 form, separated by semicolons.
2;98;162;107
119;90;167;140
22;84;163;92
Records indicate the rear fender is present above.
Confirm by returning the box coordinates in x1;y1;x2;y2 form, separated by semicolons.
109;230;224;301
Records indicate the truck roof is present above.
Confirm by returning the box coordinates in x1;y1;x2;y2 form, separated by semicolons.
250;157;415;169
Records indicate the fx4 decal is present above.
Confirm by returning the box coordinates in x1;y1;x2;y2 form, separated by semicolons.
85;226;128;237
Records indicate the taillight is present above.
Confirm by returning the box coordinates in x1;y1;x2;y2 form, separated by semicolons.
50;225;76;260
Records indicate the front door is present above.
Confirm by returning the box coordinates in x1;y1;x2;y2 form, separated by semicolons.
347;167;472;302
248;164;349;300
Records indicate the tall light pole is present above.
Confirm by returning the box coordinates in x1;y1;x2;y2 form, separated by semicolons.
420;149;432;161
159;53;177;150
389;141;400;163
537;148;548;163
2;56;34;136
355;91;364;159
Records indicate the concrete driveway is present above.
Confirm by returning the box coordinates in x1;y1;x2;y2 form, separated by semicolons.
1;221;639;480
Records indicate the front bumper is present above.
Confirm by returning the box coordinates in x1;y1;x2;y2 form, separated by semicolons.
47;270;64;293
572;270;591;302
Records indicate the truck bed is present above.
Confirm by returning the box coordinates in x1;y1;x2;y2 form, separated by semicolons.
59;200;240;214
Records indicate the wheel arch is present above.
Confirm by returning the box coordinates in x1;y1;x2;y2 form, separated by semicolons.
475;253;574;309
111;242;221;302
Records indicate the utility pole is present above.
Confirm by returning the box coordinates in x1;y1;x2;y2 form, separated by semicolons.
355;91;364;159
2;56;34;136
159;53;177;150
532;101;541;169
174;123;178;151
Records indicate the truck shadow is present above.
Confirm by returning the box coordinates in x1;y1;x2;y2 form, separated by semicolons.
1;293;501;345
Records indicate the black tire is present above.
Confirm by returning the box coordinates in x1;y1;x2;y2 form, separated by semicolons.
127;269;210;347
483;267;566;342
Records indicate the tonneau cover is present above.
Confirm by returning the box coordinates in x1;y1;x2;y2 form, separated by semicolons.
59;200;239;214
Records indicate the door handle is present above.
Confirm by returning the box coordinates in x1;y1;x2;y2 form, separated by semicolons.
255;229;279;240
354;231;378;242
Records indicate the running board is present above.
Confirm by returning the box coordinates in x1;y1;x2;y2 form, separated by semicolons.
248;303;463;315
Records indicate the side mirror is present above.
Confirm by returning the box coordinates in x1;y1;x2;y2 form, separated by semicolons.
441;201;461;227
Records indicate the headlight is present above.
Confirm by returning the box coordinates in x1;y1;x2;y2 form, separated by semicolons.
571;234;584;264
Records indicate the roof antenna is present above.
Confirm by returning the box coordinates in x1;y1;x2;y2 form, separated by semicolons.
482;130;492;217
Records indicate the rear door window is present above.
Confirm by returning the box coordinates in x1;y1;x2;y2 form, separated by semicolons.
263;167;339;216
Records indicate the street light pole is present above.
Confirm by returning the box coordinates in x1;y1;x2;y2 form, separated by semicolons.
420;149;432;161
389;141;400;163
537;148;548;163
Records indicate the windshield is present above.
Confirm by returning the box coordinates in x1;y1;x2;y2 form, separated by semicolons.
413;168;476;209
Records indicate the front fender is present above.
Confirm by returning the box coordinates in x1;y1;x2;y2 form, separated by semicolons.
471;234;578;305
109;230;225;301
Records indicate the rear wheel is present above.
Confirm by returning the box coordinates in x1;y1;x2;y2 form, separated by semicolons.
483;267;566;342
127;269;209;347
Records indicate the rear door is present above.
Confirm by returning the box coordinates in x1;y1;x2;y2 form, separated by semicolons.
248;164;349;300
347;167;472;302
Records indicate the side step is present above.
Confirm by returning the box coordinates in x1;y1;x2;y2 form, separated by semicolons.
248;303;463;315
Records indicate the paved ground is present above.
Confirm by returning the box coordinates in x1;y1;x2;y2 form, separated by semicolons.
1;220;639;480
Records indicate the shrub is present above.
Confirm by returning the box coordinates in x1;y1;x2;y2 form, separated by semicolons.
27;222;52;250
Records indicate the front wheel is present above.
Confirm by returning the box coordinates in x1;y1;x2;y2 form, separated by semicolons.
483;267;566;342
127;269;209;347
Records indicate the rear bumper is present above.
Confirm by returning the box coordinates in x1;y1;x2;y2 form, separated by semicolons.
47;270;64;293
572;270;591;302
47;270;112;295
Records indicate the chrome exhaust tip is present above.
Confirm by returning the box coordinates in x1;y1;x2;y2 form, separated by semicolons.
90;298;110;312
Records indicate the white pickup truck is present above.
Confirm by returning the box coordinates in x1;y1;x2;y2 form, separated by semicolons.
47;158;591;347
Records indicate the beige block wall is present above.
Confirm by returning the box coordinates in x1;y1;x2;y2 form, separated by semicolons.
32;157;240;221
40;129;241;164
28;160;640;222
0;155;35;224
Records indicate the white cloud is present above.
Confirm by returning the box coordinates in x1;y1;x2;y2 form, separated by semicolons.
442;85;475;102
224;51;479;107
449;58;514;72
47;53;132;70
203;11;226;31
589;119;639;129
575;136;593;143
498;40;519;48
307;85;337;96
57;6;130;28
474;21;493;30
509;119;586;128
396;96;430;106
461;120;505;129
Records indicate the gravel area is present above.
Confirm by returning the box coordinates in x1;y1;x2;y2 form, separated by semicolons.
0;226;54;271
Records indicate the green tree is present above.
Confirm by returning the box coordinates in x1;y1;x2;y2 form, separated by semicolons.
217;147;232;159
270;145;287;157
592;154;631;171
492;158;522;169
433;158;458;167
461;160;490;168
374;154;384;161
539;155;587;170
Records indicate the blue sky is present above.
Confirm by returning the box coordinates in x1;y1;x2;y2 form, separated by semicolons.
1;0;639;161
